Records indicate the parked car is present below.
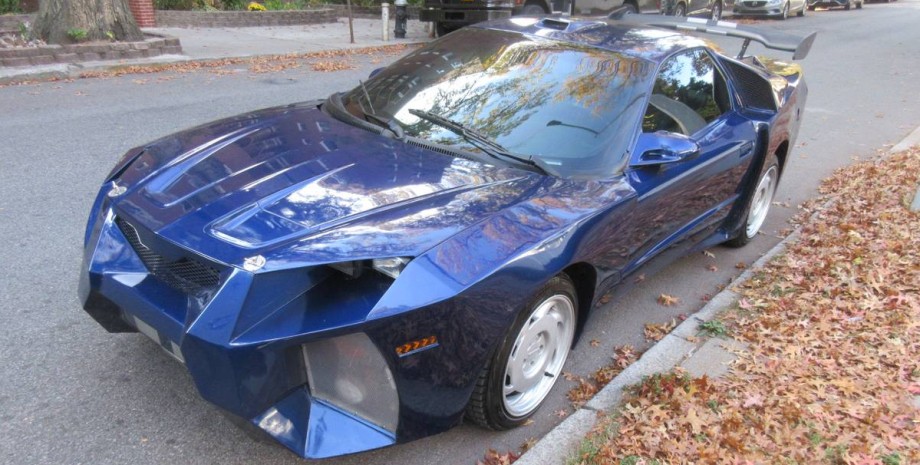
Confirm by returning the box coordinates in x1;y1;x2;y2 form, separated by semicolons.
734;0;808;18
79;14;814;460
661;0;733;19
808;0;862;9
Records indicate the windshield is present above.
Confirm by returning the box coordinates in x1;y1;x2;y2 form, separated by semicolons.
340;28;653;178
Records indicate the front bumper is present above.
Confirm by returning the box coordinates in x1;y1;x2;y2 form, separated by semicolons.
419;7;512;24
78;201;492;458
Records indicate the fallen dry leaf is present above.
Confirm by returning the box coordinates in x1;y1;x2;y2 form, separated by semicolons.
477;448;519;465
657;294;680;307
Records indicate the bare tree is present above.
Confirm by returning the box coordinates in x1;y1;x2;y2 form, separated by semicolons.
33;0;144;44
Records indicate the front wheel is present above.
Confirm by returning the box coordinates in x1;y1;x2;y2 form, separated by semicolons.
727;153;780;247
466;275;577;430
780;1;790;18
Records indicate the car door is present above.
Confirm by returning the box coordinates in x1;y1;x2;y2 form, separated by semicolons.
621;48;758;275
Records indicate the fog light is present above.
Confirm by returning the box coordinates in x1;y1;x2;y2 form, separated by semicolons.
302;333;399;432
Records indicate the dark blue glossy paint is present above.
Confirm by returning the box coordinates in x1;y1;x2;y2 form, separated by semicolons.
79;17;807;459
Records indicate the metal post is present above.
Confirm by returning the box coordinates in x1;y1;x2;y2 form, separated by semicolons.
382;3;390;42
394;0;407;39
345;0;355;44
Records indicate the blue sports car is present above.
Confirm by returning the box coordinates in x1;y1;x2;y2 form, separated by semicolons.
79;14;814;459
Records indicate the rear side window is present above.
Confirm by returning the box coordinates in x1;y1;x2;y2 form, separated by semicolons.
642;49;731;135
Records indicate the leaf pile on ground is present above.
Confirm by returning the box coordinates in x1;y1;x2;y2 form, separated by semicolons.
567;345;640;409
573;148;920;464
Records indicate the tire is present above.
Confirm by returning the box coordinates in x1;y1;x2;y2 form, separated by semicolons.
673;2;687;15
710;0;723;19
726;153;780;247
844;0;851;9
780;1;790;18
856;0;862;8
466;275;578;430
797;3;806;15
622;1;639;13
435;22;457;37
521;3;547;14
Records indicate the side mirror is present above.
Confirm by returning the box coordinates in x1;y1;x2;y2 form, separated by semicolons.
629;132;700;168
369;67;384;79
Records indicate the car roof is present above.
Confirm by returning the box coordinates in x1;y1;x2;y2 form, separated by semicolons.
472;16;711;63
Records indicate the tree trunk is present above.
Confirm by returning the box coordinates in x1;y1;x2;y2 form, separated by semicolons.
33;0;144;44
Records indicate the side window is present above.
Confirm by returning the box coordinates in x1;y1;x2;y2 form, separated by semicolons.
642;49;731;135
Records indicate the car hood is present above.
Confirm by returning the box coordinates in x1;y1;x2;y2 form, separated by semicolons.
111;102;544;268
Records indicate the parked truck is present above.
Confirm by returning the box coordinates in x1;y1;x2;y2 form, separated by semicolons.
419;0;662;36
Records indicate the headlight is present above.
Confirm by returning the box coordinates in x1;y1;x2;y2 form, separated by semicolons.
302;333;399;432
371;257;410;279
328;257;411;280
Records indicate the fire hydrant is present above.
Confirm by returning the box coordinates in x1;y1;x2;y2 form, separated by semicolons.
394;0;408;39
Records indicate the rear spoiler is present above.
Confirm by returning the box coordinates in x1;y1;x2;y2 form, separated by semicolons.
608;13;817;60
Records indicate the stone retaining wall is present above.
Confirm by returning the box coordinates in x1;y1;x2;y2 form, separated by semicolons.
155;8;337;27
0;14;33;33
328;5;423;20
0;34;181;68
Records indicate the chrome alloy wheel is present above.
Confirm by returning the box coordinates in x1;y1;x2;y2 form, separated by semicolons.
745;164;778;238
502;294;575;417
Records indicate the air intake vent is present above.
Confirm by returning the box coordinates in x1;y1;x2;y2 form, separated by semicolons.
115;217;221;294
722;60;777;111
538;18;571;31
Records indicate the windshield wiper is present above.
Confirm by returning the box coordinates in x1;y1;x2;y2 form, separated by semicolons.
365;112;404;140
356;80;404;140
408;109;550;176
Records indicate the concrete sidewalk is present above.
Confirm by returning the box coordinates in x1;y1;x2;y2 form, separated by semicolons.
148;17;432;59
0;17;433;82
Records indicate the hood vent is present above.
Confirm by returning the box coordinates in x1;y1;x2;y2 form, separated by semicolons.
537;18;571;31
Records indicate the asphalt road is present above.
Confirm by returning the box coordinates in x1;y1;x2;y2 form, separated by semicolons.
1;3;919;464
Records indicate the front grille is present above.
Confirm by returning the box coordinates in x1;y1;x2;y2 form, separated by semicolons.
746;1;766;6
115;216;221;294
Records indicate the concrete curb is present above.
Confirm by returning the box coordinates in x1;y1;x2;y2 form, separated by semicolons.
516;124;920;464
0;41;430;85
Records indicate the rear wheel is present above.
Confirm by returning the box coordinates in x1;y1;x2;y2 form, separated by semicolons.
797;3;806;15
780;1;790;18
673;2;687;15
622;1;639;13
435;22;458;37
726;153;780;247
466;275;577;429
845;0;851;9
521;3;547;14
856;0;863;8
711;0;723;19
